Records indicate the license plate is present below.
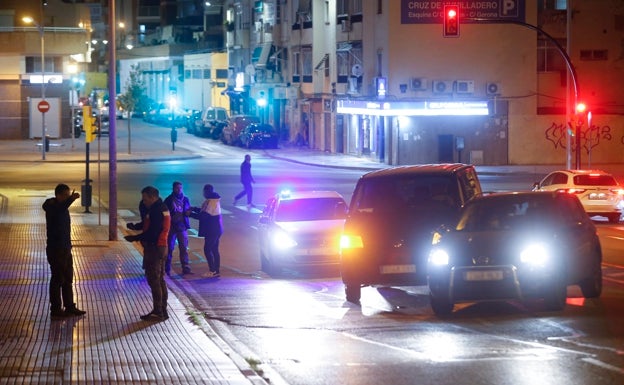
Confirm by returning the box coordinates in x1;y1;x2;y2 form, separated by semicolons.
464;270;503;281
589;193;607;200
302;247;335;255
263;134;271;138
380;264;416;274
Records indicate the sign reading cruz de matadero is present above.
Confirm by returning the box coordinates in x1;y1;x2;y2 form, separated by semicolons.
401;0;526;24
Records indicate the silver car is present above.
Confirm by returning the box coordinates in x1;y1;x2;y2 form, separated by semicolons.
533;169;624;223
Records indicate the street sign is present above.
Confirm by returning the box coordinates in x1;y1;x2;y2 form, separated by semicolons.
37;100;50;113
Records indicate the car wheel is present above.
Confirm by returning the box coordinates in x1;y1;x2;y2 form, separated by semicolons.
429;292;453;317
344;284;361;304
543;279;567;311
579;252;602;298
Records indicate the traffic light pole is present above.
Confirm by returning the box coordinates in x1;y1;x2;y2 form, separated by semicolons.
466;18;582;169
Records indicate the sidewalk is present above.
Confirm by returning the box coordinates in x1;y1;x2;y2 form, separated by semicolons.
0;188;265;384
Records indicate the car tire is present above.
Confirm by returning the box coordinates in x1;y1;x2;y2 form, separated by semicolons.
579;251;602;298
429;292;453;317
543;279;567;311
345;284;361;304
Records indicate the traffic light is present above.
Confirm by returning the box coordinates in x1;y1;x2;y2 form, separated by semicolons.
83;106;96;143
443;5;459;38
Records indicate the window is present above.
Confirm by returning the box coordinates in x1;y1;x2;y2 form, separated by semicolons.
540;0;567;10
336;42;362;83
580;49;608;61
302;46;313;82
25;56;61;73
537;38;566;72
215;69;228;79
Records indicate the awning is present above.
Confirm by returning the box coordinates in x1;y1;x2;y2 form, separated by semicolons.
252;43;273;69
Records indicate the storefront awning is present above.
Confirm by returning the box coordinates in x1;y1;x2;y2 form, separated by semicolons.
336;100;490;116
252;43;273;69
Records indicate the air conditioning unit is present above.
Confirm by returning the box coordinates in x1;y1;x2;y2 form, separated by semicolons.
432;80;453;94
486;82;501;96
411;77;427;91
455;80;475;94
341;20;351;32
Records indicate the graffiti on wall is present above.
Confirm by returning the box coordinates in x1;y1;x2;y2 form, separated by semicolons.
545;122;613;154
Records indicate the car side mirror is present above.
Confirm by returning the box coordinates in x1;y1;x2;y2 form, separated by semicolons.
532;182;540;191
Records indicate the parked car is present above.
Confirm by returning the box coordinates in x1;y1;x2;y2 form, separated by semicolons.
533;169;624;223
221;115;259;145
182;109;202;135
258;190;348;276
197;107;229;139
427;191;603;316
340;164;483;304
239;123;279;149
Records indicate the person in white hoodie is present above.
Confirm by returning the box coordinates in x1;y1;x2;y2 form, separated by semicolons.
191;184;223;277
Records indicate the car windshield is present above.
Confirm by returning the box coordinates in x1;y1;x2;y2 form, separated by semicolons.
276;198;347;222
573;174;617;186
457;195;558;232
352;175;459;213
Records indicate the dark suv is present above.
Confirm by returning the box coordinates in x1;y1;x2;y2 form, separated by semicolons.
340;164;483;303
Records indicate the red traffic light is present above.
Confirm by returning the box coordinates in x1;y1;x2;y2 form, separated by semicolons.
444;5;459;38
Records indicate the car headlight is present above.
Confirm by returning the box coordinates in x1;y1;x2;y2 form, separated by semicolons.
429;249;450;266
520;243;549;266
271;230;297;249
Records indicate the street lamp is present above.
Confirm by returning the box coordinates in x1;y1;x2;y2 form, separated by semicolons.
22;15;46;160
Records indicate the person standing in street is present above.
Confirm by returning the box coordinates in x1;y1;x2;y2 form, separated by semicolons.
233;154;256;208
42;183;87;320
163;181;192;275
191;184;223;277
124;186;171;321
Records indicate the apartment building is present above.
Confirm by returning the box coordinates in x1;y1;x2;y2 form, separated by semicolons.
222;0;624;166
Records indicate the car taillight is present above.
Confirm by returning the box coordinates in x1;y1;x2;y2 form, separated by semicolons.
556;188;586;194
610;188;624;196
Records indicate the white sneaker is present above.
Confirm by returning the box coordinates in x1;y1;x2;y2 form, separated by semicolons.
202;271;215;278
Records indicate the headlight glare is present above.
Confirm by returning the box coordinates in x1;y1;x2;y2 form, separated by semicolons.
429;249;450;266
272;230;297;249
520;243;549;266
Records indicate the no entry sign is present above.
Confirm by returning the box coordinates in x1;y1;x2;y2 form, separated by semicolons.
37;100;50;113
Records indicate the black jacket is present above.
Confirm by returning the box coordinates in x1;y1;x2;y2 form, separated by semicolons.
43;195;78;249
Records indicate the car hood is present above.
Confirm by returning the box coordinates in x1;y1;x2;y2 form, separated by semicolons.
275;219;345;235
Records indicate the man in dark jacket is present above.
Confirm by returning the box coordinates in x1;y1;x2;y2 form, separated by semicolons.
191;184;223;277
125;186;171;321
42;183;87;319
233;154;256;208
163;181;192;275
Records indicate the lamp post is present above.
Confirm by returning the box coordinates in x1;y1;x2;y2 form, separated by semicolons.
23;16;46;160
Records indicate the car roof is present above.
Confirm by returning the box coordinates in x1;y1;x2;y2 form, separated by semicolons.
549;169;612;176
470;191;564;204
276;190;345;201
360;163;474;179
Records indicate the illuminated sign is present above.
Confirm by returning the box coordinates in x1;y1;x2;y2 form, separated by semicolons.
336;100;489;116
401;0;525;24
29;75;63;84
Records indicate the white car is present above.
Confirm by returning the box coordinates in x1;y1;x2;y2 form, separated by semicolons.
533;169;624;223
258;190;348;276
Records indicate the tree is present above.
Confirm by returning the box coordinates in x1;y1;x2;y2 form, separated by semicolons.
117;65;148;154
